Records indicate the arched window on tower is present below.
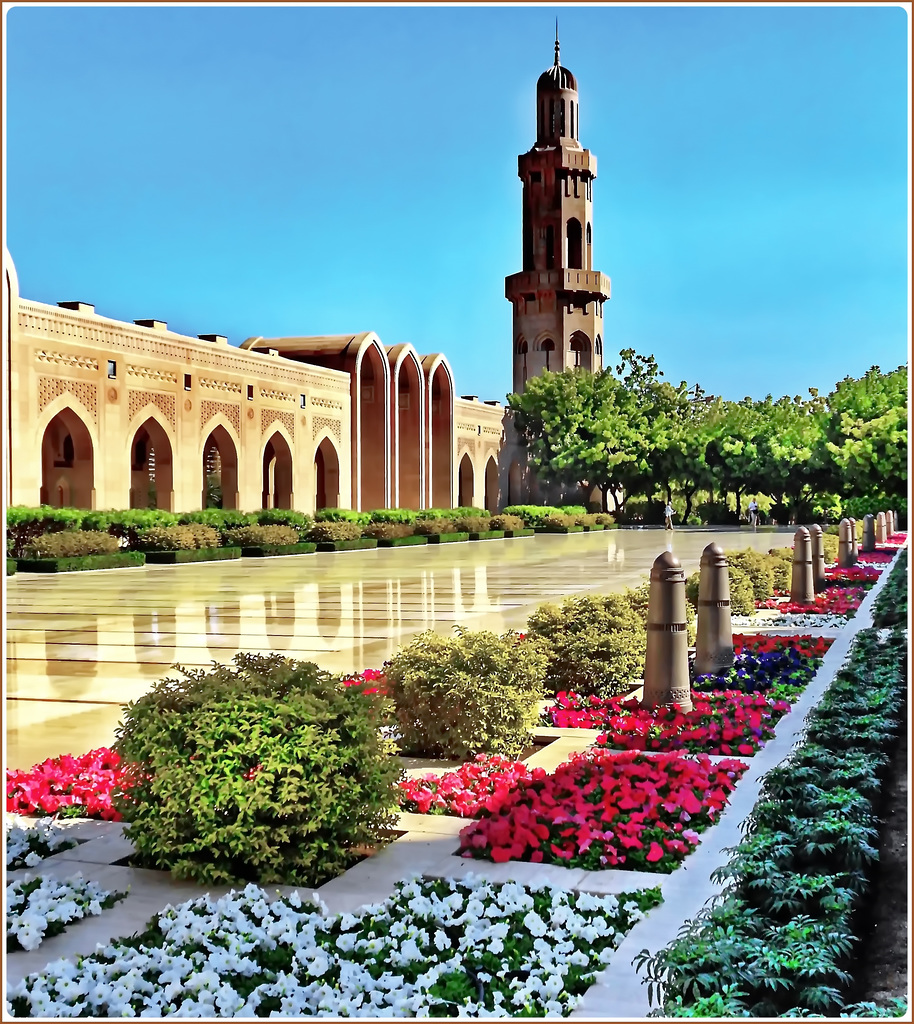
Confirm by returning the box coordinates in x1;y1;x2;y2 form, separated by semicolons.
570;333;591;370
566;218;582;269
541;338;555;372
595;335;603;356
570;101;574;137
550;99;556;135
545;225;555;269
516;338;528;384
559;99;566;136
586;222;592;268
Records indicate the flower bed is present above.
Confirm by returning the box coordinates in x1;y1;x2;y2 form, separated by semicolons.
825;565;882;585
399;754;536;817
856;550;895;564
6;875;662;1017
757;585;866;617
545;691;790;755
6;748;127;821
732;633;833;658
6;874;127;952
5;819;77;869
693;648;820;703
458;749;748;872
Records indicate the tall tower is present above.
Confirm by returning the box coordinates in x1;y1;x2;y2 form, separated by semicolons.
505;32;611;394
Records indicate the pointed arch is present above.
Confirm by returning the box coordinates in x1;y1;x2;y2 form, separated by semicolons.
40;406;95;508
484;456;499;513
201;421;239;509
262;429;294;509
388;344;425;510
128;413;175;511
566;217;583;269
422;354;455;509
314;433;341;511
354;336;391;510
458;452;475;508
569;331;592;371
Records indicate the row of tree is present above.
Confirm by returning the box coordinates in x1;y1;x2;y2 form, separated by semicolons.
508;351;907;523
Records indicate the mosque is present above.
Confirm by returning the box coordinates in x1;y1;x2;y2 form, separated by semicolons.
2;37;608;515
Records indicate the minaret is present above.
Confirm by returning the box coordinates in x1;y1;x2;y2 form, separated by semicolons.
506;31;611;394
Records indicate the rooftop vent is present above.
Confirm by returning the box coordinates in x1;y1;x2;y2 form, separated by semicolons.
57;301;94;314
198;334;228;345
461;395;479;401
134;319;167;331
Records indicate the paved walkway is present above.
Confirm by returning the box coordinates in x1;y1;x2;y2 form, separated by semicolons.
6;526;792;769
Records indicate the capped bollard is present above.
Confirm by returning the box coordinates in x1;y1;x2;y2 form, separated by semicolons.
862;514;876;553
886;510;895;538
876;512;887;544
808;524;827;592
848;518;858;562
837;519;854;568
642;551;693;713
694;543;734;676
790;527;815;605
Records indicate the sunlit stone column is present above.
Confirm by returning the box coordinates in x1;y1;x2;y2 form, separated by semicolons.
837;519;854;569
809;524;827;591
848;518;858;562
886;510;896;538
862;514;876;553
642;551;692;713
694;543;734;677
876;512;887;544
790;527;815;605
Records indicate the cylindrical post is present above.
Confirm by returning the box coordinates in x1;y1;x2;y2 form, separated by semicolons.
642;551;692;713
862;514;876;553
837;519;854;568
848;518;858;562
876;512;887;544
790;527;815;604
694;543;734;676
808;524;826;591
886;510;895;538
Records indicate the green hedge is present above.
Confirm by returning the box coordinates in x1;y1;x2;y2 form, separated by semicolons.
426;532;470;544
469;530;505;541
377;536;428;548
240;543;317;558
536;524;584;534
16;552;146;573
144;547;241;564
873;549;906;627
314;539;379;552
504;528;535;538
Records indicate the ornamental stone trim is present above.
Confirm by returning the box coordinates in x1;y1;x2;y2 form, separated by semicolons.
126;364;179;384
37;376;98;423
34;350;99;372
200;378;243;395
261;408;295;440
259;388;295;403
128;390;177;430
310;398;344;411
312;416;342;442
200;400;240;436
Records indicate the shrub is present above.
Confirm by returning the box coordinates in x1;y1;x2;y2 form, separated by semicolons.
595;512;616;525
368;508;419;525
413;518;453;536
385;628;549;760
821;533;839;564
727;567;756;615
308;521;364;542
112;653;400;887
415;507;452;520
254;509;313;536
82;509;178;546
453;515;493;533
6;506;85;557
134;526;198;551
559;504;587;516
178;509;255;530
24;530;119;558
527;593;647;698
502;504;564;527
448;507;490;519
576;513;603;527
223;525;300;547
363;522;415;540
184;523;221;548
314;508;372;526
489;514;526;531
767;548;794;590
541;513;577;528
725;550;775;602
685;571;700;608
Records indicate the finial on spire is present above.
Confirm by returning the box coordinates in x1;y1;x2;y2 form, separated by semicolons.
554;19;560;65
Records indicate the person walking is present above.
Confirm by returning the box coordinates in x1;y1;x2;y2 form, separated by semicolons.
664;502;675;531
748;498;759;528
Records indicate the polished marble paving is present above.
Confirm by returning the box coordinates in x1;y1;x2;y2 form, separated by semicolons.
5;527;793;769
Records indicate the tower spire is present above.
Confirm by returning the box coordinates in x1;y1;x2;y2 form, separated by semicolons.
554;19;560;65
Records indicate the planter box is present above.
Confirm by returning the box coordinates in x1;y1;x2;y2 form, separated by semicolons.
503;528;535;538
536;525;584;534
144;547;241;564
314;538;379;552
582;524;605;532
241;542;317;558
425;532;470;544
16;552;146;573
469;530;506;541
377;536;428;548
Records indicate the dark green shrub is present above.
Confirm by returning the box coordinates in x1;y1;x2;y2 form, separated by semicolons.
135;526;198;551
6;506;85;557
489;514;526;531
527;593;647;698
725;549;775;602
685;571;700;608
113;654;400;887
82;509;178;546
873;549;906;626
254;509;313;536
385;628;549;759
308;521;364;542
502;504;564;527
6;558;16;576
17;552;146;572
224;525;300;547
178;509;255;530
368;508;418;524
314;508;372;526
413;518;452;536
363;522;414;540
24;530;119;558
453;515;492;533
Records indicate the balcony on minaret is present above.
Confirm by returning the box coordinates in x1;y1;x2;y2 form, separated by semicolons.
505;269;611;301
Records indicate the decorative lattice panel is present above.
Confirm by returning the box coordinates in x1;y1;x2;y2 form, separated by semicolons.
200;400;240;436
128;389;176;430
261;408;295;440
38;376;98;422
312;416;341;443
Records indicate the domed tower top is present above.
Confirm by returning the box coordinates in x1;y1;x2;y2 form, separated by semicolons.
536;25;579;146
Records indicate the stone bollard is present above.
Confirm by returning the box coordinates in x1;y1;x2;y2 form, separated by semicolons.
694;543;734;677
876;512;887;544
886;510;895;538
848;518;858;562
642;551;693;713
808;524;827;591
837;519;854;568
862;514;876;553
790;527;815;605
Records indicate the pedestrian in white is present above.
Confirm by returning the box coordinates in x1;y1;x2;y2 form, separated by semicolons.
664;502;675;531
748;498;759;528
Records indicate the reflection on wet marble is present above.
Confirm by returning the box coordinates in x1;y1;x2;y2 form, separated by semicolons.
5;528;793;768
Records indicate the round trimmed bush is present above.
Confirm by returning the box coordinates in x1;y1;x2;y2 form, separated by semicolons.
24;530;119;558
224;524;300;547
414;518;453;536
489;514;526;531
135;526;198;551
453;515;493;533
309;521;363;542
363;522;415;540
112;653;400;887
254;509;313;535
725;549;776;603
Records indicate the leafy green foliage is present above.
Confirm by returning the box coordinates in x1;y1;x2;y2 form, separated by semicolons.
24;530;119;558
223;525;300;547
385;628;549;759
367;508;419;524
6;506;85;557
253;509;313;535
501;504;567;526
488;514;526;531
453;515;494;533
113;654;400;887
413;518;453;536
873;549;907;626
307;521;364;542
313;508;372;525
81;509;178;545
177;509;256;530
362;522;415;540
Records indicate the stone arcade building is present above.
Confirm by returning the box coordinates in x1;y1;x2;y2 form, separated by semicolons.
2;39;603;515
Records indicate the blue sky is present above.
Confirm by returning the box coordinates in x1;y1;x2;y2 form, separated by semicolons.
5;4;909;403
